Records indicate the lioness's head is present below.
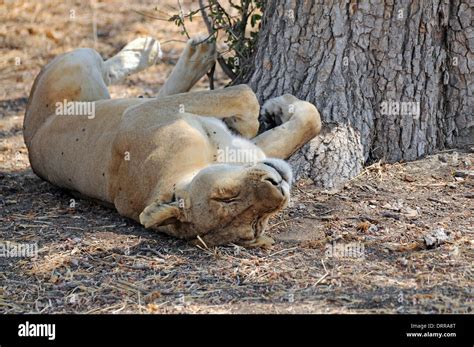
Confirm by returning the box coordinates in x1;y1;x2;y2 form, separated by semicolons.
139;158;292;247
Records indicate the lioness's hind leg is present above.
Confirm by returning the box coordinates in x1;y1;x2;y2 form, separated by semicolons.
103;37;162;85
252;95;322;159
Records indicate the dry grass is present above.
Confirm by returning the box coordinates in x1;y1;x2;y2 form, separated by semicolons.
1;0;473;314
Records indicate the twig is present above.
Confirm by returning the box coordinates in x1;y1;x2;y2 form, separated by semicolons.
177;0;190;39
90;0;98;49
313;259;329;286
199;0;237;79
268;217;298;230
131;9;170;22
196;235;209;250
427;197;449;204
207;62;216;89
266;246;298;258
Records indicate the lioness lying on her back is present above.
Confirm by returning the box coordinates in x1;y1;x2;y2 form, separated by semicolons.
24;36;321;247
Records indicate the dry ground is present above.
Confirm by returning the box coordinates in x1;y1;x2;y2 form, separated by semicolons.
1;0;473;314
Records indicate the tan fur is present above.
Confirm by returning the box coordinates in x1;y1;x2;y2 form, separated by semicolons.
24;36;321;247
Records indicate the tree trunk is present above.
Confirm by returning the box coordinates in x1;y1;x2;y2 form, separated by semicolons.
241;0;473;188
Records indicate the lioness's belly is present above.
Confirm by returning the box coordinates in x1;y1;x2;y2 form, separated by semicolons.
29;98;145;202
28;97;266;218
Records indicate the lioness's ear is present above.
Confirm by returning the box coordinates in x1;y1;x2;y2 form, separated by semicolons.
139;202;182;228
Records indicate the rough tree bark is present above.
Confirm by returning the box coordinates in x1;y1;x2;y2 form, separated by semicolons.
240;0;473;188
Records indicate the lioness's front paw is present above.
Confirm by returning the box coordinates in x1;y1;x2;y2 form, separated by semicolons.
261;94;300;126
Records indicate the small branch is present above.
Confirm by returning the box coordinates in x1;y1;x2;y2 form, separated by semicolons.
217;56;237;80
313;259;329;287
198;0;237;80
177;0;190;39
131;9;170;21
160;39;188;46
90;0;98;49
199;0;213;32
207;62;216;90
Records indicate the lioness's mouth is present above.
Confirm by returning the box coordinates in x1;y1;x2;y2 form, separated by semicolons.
235;214;274;248
251;214;269;238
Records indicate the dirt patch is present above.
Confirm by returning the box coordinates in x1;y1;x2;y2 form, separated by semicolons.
1;153;472;313
1;0;473;314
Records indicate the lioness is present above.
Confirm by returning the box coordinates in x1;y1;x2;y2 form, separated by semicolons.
24;36;321;247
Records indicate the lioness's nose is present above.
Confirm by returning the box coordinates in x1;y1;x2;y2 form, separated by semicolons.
260;159;292;185
264;176;281;187
263;175;286;196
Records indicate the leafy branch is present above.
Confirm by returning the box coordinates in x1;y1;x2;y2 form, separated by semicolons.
172;0;264;81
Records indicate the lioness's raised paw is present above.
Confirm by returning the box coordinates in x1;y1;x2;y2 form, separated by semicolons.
181;35;217;80
157;34;217;96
